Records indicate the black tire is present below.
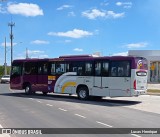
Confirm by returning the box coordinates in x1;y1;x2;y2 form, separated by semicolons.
25;84;32;95
77;87;89;100
91;96;103;100
43;92;48;95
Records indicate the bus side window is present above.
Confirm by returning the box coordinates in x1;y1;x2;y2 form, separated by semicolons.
122;61;130;77
66;63;69;72
102;62;109;76
51;63;55;75
110;61;130;77
55;63;65;75
25;62;37;75
111;67;117;76
118;67;124;77
71;62;84;76
85;62;93;76
95;62;101;76
38;62;48;75
43;63;48;74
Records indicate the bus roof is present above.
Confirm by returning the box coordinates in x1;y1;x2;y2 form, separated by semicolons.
12;55;146;62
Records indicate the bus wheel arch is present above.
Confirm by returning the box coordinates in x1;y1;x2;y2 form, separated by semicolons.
76;85;89;100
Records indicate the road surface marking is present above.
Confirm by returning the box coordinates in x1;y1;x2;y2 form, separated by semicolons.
46;104;53;107
58;108;67;111
0;124;11;137
131;134;141;137
74;114;86;118
28;98;34;100
96;121;113;128
37;100;42;103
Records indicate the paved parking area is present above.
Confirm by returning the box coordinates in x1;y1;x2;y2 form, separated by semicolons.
107;95;160;114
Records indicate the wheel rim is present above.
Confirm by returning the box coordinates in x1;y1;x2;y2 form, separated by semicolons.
79;89;87;99
25;86;30;93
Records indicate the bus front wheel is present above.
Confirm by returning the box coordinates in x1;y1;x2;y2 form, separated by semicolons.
25;84;32;95
77;87;89;100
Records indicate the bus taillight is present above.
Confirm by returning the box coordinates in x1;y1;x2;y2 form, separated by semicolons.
134;80;136;90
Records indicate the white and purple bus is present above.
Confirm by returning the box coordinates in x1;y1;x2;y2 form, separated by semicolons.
10;55;148;100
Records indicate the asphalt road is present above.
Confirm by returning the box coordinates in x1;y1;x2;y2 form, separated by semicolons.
0;84;160;137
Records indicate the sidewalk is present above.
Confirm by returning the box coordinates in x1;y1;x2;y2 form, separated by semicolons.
147;83;160;90
147;83;160;96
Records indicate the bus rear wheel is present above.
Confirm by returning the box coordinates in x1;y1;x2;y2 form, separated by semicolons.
77;87;89;100
25;84;32;95
43;92;48;95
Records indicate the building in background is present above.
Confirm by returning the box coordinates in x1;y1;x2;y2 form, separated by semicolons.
128;50;160;83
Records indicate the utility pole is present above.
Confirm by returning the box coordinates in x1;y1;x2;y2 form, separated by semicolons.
4;37;7;75
8;21;15;65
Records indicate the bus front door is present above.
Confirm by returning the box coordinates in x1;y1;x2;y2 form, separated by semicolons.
10;63;22;89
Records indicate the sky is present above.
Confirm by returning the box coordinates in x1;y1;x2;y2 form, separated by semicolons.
0;0;160;65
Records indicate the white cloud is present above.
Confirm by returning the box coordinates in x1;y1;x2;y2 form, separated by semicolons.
28;50;44;54
116;2;123;6
57;5;73;10
73;48;83;52
125;42;148;49
1;42;17;46
39;55;49;58
100;2;109;6
48;29;93;39
0;4;7;13
31;40;49;45
16;50;48;59
64;40;72;43
116;2;132;9
7;3;43;17
68;11;76;17
82;9;125;19
112;51;128;56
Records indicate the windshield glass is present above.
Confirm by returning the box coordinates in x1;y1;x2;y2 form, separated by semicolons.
11;63;22;76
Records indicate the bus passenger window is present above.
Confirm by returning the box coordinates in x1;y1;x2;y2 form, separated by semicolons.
95;62;101;76
85;62;93;76
24;62;37;75
56;63;65;74
51;63;55;75
43;63;48;74
38;62;48;75
102;62;109;76
111;67;117;76
56;64;61;74
118;67;124;76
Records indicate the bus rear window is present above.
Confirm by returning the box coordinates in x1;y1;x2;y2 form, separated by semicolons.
136;71;147;76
